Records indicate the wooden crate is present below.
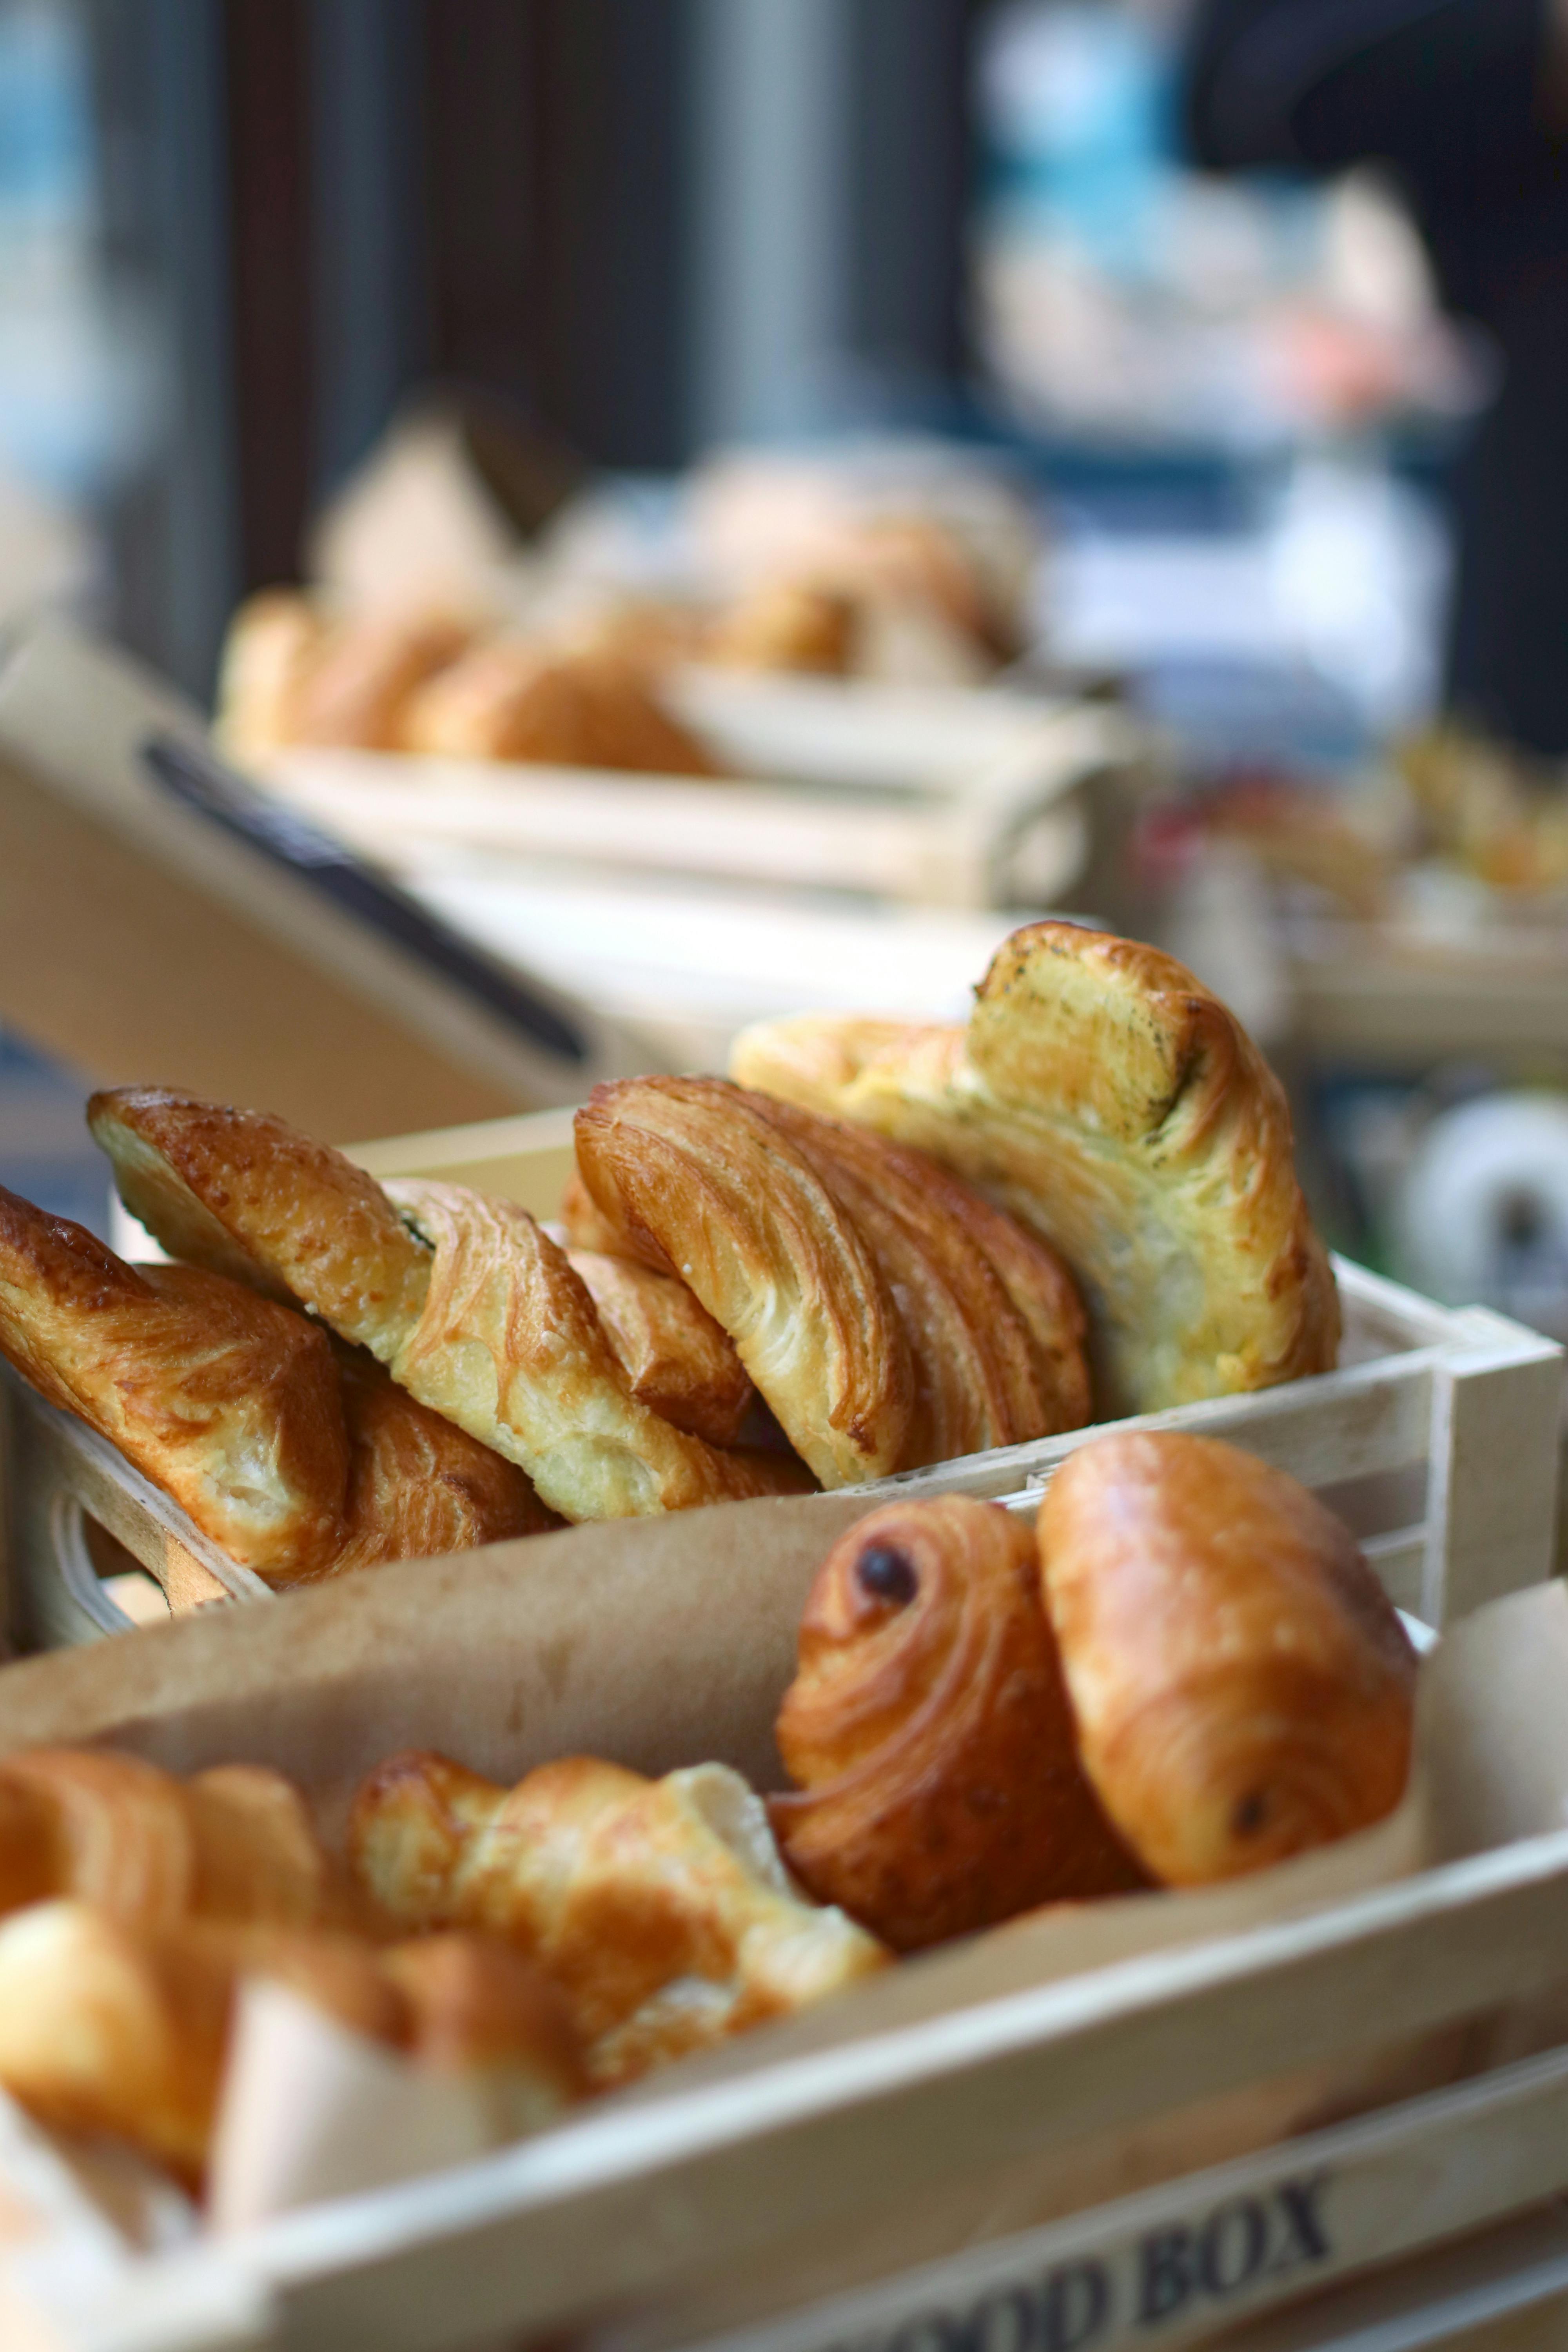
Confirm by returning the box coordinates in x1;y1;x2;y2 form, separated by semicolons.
258;671;1148;915
13;1103;1560;1648
7;1563;1568;2352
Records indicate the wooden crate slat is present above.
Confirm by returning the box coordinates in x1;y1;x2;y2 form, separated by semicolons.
250;1830;1568;2349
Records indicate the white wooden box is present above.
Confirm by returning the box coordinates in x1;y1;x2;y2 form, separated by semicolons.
7;1525;1568;2352
10;1104;1561;1648
258;670;1149;917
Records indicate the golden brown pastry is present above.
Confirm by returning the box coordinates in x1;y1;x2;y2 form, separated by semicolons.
753;1095;1091;1465
382;1180;811;1517
289;608;474;750
574;1077;913;1486
214;589;325;760
0;1188;351;1579
732;922;1340;1417
0;1903;583;2184
563;1249;753;1447
770;1500;1144;1950
90;1089;805;1522
331;1340;561;1564
88;1088;433;1356
402;639;718;775
0;1173;551;1577
705;580;857;675
0;1748;358;1932
348;1751;889;2088
1037;1433;1418;1884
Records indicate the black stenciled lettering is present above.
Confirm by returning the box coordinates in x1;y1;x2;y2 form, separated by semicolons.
1040;2260;1109;2351
964;2286;1034;2352
888;2314;963;2352
1272;2175;1332;2273
1136;2226;1193;2324
1197;2200;1269;2297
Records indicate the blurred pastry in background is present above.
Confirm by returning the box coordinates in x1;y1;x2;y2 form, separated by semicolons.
705;581;857;677
403;639;718;775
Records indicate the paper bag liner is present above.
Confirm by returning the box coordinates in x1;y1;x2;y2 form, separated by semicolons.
0;1500;1562;2332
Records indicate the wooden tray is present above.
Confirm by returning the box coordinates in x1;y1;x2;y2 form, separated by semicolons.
13;1104;1559;1648
257;671;1148;915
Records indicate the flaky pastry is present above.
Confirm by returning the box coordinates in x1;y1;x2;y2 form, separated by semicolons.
564;1247;753;1446
90;1090;805;1523
0;1748;358;1932
0;1188;350;1579
402;639;718;774
771;1500;1144;1949
288;609;474;750
1038;1433;1417;1884
574;1077;913;1486
0;1903;582;2183
732;922;1339;1416
0;1178;550;1577
704;581;857;675
348;1751;888;2088
754;1095;1091;1463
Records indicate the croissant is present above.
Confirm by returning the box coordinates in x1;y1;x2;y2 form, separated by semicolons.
0;1180;552;1578
89;1090;808;1522
0;1187;351;1579
214;589;325;760
402;639;718;775
288;608;474;750
331;1339;561;1565
573;1077;914;1486
704;581;857;675
1038;1433;1418;1884
0;1747;361;1933
751;1096;1091;1463
769;1500;1145;1950
0;1903;583;2184
563;1247;753;1446
731;922;1340;1417
347;1751;889;2087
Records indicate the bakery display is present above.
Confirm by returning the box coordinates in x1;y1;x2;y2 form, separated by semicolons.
348;1751;889;2088
732;920;1340;1417
770;1498;1145;1950
0;1429;1420;2205
0;921;1342;1587
0;1182;554;1584
1038;1432;1418;1883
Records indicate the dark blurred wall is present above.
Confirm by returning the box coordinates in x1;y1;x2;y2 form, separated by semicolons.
90;0;980;701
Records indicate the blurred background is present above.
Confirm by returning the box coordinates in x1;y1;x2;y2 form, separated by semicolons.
4;0;1568;1347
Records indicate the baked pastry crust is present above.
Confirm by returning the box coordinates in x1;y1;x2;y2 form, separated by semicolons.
574;1077;914;1486
563;1248;753;1447
347;1750;888;2088
402;639;718;774
0;1748;358;1931
0;1901;582;2183
1037;1432;1417;1884
89;1088;434;1359
91;1089;802;1522
384;1180;809;1517
732;922;1340;1416
289;609;473;750
770;1499;1144;1949
754;1095;1091;1463
331;1340;561;1565
0;1189;351;1579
